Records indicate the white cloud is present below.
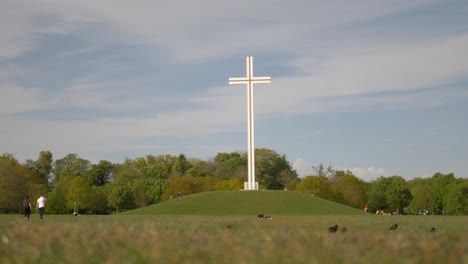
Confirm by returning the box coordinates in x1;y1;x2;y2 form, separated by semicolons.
254;33;468;114
347;167;388;182
0;0;444;63
292;158;314;178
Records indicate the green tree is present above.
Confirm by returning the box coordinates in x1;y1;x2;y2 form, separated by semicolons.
107;169;137;212
161;176;214;201
132;180;153;207
26;150;53;187
0;158;29;212
214;152;247;179
367;176;412;214
66;176;92;214
147;155;174;179
0;153;19;167
86;160;113;186
90;186;109;214
52;154;90;184
108;182;135;213
255;148;297;190
296;176;334;200
335;172;368;209
385;176;412;214
444;180;468;215
213;178;244;190
408;185;433;215
430;172;455;214
171;154;193;176
146;179;169;203
367;177;391;212
186;159;212;177
47;175;75;214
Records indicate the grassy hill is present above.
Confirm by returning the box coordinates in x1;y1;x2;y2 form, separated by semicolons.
123;190;367;215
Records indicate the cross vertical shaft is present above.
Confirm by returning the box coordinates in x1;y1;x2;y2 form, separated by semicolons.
229;56;271;190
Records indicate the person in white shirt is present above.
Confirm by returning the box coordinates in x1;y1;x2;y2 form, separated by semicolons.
36;195;47;220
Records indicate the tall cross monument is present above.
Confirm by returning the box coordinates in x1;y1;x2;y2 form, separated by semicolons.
229;56;271;190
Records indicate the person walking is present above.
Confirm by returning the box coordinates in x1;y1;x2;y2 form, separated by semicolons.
36;194;47;220
23;196;32;221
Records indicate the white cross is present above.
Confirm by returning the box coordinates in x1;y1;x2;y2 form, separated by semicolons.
229;56;271;190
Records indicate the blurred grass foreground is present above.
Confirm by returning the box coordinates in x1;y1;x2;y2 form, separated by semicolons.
1;191;467;263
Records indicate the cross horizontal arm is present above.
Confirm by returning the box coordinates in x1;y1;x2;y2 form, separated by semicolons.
229;77;272;85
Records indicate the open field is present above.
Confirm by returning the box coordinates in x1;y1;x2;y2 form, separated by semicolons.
1;214;467;264
1;192;466;263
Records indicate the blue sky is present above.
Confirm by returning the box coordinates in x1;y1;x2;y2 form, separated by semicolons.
1;0;467;181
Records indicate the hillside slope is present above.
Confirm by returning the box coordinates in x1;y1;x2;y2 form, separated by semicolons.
124;190;367;215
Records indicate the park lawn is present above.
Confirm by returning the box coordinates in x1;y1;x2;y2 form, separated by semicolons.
1;214;467;264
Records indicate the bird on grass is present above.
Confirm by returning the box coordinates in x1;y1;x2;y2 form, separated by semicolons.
226;224;234;229
388;223;398;230
430;227;437;233
328;225;339;233
341;227;348;233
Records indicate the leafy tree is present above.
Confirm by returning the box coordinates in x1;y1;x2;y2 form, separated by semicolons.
255;148;297;190
408;185;433;215
147;155;174;179
367;177;392;212
430;172;455;214
86;160;113;186
214;152;247;179
171;154;193;176
161;176;215;201
296;176;334;200
47;175;75;214
443;180;468;215
108;182;135;213
213;178;243;190
106;167;139;212
66;176;93;214
335;172;368;209
0;153;19;167
368;176;411;214
123;154;183;180
186;159;212;177
26;151;53;187
52;154;90;184
385;176;412;214
0;159;30;212
113;160;144;182
285;180;298;191
146;179;169;203
157;177;239;198
90;186;109;214
132;180;153;208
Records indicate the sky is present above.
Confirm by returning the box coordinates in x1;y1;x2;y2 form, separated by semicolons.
1;0;468;181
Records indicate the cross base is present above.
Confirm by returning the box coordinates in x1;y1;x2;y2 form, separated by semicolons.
243;181;259;190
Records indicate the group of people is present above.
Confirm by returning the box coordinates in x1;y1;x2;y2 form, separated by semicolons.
22;194;47;221
257;212;272;220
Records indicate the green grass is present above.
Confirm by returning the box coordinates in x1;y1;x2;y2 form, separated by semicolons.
124;190;367;215
1;191;467;263
1;214;467;263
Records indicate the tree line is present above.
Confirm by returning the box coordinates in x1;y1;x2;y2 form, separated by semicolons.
0;150;466;215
